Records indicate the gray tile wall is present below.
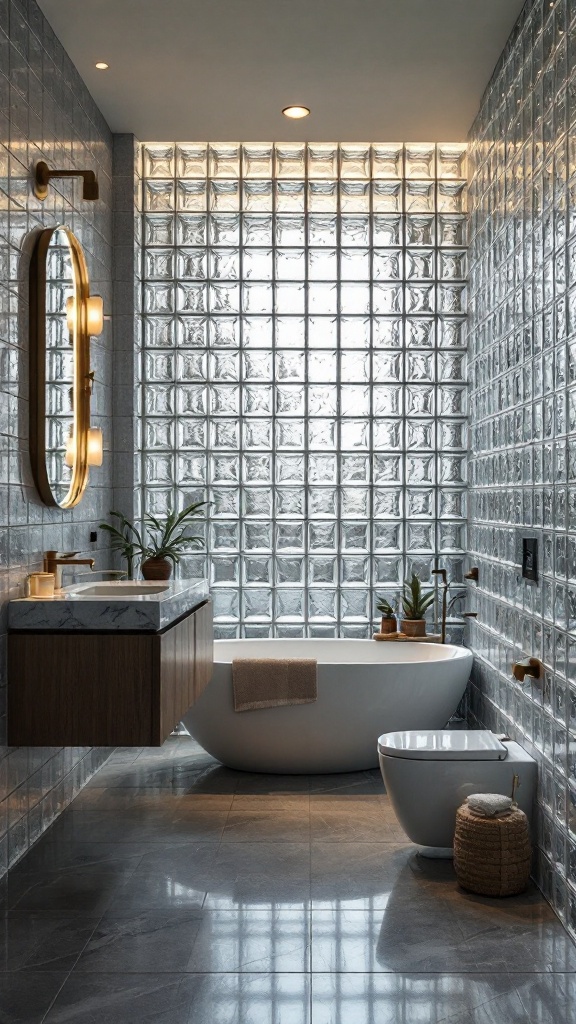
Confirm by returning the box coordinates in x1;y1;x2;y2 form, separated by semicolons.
467;0;576;935
0;0;115;878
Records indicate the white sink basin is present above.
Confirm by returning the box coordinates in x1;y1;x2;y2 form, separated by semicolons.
68;582;170;597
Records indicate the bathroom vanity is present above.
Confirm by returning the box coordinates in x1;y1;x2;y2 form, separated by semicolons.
8;580;213;747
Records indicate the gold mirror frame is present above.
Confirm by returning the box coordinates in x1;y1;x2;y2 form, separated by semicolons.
29;225;92;509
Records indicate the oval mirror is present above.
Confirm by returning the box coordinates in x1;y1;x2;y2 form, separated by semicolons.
29;225;92;509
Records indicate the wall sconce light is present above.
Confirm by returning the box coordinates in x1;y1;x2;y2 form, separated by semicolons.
66;294;103;336
86;296;104;336
87;427;103;467
34;161;99;201
65;427;103;468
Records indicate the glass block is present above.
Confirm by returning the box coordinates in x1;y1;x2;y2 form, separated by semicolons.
145;214;174;245
243;180;273;211
309;248;338;279
276;523;305;551
242;282;273;314
177;181;207;211
179;249;208;279
309;556;338;584
242;144;273;178
437;181;467;213
340;145;370;179
437;144;466;179
275;144;306;178
243;214;273;246
309;590;337;621
373;181;403;212
308;181;338;212
209;144;240;178
243;249;273;280
144;144;174;178
405;145;435;178
208;316;240;347
308;144;338;178
244;523;272;551
373;249;402;280
341;181;370;212
177;214;207;245
210;180;240;211
406;215;435;246
277;216;306;246
210;214;240;245
373;215;402;246
405;181;435;212
176;143;207;178
145;180;174;211
277;249;306;280
276;181;305;212
372;144;403;178
336;216;363;245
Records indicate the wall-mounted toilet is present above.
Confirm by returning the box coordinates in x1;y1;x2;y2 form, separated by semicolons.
378;730;537;857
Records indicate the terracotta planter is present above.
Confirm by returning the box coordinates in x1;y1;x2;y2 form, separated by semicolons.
380;616;397;635
400;618;426;638
141;556;173;581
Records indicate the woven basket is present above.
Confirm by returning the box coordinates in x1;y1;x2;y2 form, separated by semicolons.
453;804;531;897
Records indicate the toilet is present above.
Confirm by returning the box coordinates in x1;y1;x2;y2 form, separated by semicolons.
378;730;537;857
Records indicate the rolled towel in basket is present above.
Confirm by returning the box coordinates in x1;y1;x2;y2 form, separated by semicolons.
232;658;317;712
466;793;514;818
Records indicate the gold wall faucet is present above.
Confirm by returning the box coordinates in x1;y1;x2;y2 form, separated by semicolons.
431;567;449;644
43;550;95;591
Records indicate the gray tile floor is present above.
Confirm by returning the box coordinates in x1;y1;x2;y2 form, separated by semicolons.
1;736;575;1023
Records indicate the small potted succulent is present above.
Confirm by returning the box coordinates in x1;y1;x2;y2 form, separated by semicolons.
376;596;397;635
140;502;207;580
400;572;435;638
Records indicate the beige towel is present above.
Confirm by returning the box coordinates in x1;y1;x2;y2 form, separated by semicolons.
232;658;317;712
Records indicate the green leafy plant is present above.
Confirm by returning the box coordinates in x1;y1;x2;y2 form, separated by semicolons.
401;573;435;621
376;596;396;619
142;501;207;565
99;511;144;580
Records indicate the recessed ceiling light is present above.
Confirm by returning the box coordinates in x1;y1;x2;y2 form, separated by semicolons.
95;61;109;70
282;105;310;119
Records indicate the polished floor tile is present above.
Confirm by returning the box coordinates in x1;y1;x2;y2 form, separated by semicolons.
0;971;68;1024
43;972;311;1023
75;908;310;974
2;736;575;1024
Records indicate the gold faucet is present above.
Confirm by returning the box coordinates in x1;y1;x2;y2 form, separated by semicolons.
43;550;95;590
431;567;448;644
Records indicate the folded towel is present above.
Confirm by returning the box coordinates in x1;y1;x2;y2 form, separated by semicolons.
232;658;317;712
466;793;514;817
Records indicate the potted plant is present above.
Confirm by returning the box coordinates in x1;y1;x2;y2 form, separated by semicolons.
99;511;144;580
376;596;397;635
140;501;207;580
400;572;435;638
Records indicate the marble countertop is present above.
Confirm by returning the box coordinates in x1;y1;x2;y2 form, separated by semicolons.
8;579;210;632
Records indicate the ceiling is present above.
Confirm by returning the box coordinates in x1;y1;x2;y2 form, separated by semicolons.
38;0;524;142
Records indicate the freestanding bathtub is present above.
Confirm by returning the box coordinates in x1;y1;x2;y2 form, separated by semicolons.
182;639;473;774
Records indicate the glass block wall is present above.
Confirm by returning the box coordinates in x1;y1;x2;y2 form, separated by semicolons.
467;0;576;932
139;142;468;638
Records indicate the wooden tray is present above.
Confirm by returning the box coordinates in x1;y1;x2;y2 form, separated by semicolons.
372;632;443;643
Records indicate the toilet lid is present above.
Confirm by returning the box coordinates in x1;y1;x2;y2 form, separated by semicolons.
377;730;508;761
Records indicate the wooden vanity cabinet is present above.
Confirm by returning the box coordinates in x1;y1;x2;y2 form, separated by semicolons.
7;599;213;747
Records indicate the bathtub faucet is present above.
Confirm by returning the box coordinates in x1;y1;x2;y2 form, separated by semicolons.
431;567;448;644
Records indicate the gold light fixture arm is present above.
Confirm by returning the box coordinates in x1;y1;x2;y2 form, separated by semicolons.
34;161;99;201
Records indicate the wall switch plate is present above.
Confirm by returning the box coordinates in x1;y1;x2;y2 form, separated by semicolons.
90;531;98;543
522;537;538;583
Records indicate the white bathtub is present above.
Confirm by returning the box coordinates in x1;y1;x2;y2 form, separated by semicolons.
183;639;473;774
